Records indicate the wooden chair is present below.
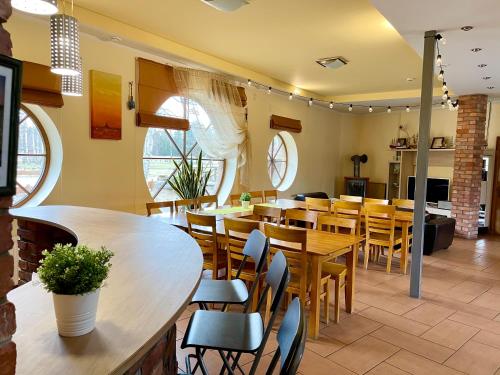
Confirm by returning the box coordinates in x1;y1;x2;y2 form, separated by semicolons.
263;189;278;202
145;201;174;216
253;204;282;223
175;198;198;212
229;191;264;206
363;198;389;205
364;204;403;273
198;195;218;209
317;215;356;323
264;224;330;323
224;218;263;310
333;201;362;235
392;198;414;210
284;209;318;229
305;197;331;214
187;212;226;280
339;195;363;203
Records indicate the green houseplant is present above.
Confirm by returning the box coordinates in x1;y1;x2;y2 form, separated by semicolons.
38;244;113;337
168;151;212;201
240;192;252;209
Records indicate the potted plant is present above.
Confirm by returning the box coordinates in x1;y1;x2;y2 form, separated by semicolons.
168;151;212;203
37;243;114;337
240;192;252;209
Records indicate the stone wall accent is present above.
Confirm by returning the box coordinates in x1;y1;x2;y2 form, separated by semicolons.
451;94;488;239
17;220;77;284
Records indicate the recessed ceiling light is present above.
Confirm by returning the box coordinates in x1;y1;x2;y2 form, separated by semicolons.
406;77;415;82
110;35;122;42
487;86;495;89
471;48;482;52
478;64;488;68
461;26;474;31
316;56;349;70
482;77;492;80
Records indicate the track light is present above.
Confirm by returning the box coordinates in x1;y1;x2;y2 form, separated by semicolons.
267;86;272;94
329;101;334;109
308;98;313;107
438;70;444;81
289;93;293;100
442;91;449;100
436;55;442;65
441;102;446;108
406;106;410;112
247;79;252;86
447;97;452;105
348;104;353;112
387;106;391;113
368;106;373;113
442;82;447;91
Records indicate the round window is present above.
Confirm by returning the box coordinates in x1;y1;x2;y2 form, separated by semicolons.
267;131;298;191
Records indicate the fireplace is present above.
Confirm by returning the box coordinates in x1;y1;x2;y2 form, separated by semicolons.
344;177;369;197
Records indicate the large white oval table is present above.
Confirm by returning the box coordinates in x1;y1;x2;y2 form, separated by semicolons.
8;206;203;375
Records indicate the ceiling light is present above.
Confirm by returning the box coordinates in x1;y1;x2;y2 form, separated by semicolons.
247;79;252;86
329;101;334;109
348;104;353;112
368;106;373;113
478;64;488;68
487;86;495;90
461;26;474;31
316;56;349;70
50;14;81;76
387;106;391;113
406;106;410;112
308;98;313;107
62;58;82;96
482;77;492;80
289;93;293;100
438;70;444;81
442;82;447;91
267;86;272;94
406;77;415;82
441;102;445;108
442;91;449;100
12;0;58;15
471;48;482;52
436;55;442;65
200;0;249;12
110;35;122;42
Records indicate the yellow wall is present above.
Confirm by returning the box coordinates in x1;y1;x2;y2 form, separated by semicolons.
8;13;354;213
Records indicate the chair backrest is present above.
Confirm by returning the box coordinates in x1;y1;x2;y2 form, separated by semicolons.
285;209;318;229
253;204;282;223
392;198;414;210
264;189;278;202
146;201;174;216
198;194;218;209
333;200;362;235
186;212;217;257
175;198;198;212
265;298;306;375
264;224;308;303
305;197;331;214
364;204;396;242
364;198;389;205
229;191;264;206
317;215;356;235
339;194;363;203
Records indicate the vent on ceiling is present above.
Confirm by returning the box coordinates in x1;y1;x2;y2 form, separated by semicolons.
316;56;348;70
201;0;249;12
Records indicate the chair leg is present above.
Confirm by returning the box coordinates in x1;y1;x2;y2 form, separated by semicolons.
251;279;260;312
264;288;272;326
324;280;330;325
386;246;393;273
334;277;341;323
364;245;370;269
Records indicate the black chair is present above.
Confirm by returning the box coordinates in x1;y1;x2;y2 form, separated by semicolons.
190;229;269;312
182;251;290;375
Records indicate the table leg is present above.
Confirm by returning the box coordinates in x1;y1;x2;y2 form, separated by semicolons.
401;222;409;275
308;255;321;339
345;246;355;313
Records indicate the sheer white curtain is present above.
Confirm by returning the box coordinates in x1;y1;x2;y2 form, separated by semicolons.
173;67;249;186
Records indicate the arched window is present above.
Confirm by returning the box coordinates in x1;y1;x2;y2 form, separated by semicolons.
14;106;50;206
143;96;225;201
267;133;288;188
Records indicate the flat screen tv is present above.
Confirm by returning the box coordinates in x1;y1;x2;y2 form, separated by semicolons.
407;176;450;203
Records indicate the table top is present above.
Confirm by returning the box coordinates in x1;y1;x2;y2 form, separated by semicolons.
8;206;203;375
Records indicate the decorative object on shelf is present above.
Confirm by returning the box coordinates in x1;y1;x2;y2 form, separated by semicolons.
445;136;454;149
127;81;135;110
431;137;446;149
61;57;82;96
50;0;80;76
168;151;211;200
12;0;58;15
37;243;114;337
0;55;22;196
396;138;408;149
90;70;122;140
240;192;251;208
408;133;419;149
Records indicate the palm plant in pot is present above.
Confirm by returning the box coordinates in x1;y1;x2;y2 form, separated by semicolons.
168;151;212;203
37;243;114;337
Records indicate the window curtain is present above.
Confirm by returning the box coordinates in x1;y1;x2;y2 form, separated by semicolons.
173;67;249;186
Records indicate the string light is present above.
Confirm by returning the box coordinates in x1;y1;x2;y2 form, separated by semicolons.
438;70;444;81
442;91;449;100
329;101;334;109
441;102;446;108
348;104;353;112
442;82;447;92
267;86;272;94
308;98;313;107
447;97;452;105
247;79;252;86
406;106;410;112
368;106;373;113
289;92;293;101
436;54;442;65
387;106;391;113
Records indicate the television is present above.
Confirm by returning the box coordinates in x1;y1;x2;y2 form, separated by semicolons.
407;176;450;203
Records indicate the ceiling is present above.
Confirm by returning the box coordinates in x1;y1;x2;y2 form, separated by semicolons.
371;0;500;97
73;0;429;100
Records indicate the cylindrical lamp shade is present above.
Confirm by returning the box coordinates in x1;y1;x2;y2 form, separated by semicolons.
50;14;81;76
62;59;82;97
12;0;58;15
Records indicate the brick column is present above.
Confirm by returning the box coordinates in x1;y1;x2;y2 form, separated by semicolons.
451;94;488;239
0;2;15;374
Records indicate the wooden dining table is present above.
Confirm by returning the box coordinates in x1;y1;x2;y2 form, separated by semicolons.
153;199;360;339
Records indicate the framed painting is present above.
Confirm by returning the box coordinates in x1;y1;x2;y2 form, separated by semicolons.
0;55;22;196
90;70;122;140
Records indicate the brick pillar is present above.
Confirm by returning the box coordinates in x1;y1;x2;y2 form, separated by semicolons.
0;2;15;374
451;94;488;239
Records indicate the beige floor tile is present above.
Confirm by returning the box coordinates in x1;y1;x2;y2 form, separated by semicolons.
448;312;500;334
472;330;500;350
328;336;400;374
360;307;431;336
445;340;500;375
421;319;480;350
446;281;491;303
241;353;279;375
425;294;500;320
356;290;418;315
299;349;356;375
386;349;465;375
306;333;344;357
403;302;455;326
321;314;382;344
472;292;500;311
366;362;411;375
370;326;454;363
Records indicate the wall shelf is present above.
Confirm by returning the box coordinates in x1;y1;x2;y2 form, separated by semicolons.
388;148;455;152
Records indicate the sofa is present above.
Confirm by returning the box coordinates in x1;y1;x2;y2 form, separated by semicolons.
294;192;329;201
423;215;456;255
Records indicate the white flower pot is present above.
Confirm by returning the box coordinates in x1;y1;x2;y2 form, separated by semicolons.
241;200;250;209
52;289;100;337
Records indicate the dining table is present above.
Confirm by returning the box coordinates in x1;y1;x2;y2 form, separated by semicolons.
153;198;361;339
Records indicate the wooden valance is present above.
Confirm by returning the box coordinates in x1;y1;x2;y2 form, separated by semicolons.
270;114;302;133
21;61;63;108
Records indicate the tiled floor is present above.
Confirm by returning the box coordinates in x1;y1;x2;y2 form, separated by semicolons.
175;235;500;374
